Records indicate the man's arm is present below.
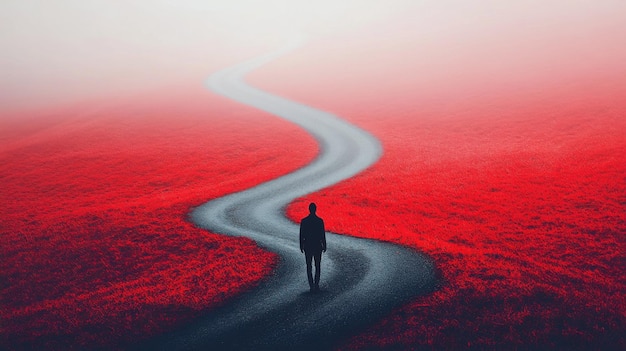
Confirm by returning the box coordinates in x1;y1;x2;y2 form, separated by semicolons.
321;219;326;252
299;220;305;253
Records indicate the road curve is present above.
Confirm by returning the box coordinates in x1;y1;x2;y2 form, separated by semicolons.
136;37;436;350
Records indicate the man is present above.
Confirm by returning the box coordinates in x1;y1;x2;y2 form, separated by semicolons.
299;202;326;292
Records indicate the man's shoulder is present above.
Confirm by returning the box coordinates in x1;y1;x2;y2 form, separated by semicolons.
301;215;322;223
312;215;323;224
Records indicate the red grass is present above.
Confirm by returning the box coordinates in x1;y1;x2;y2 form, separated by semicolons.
3;7;625;349
251;19;626;350
0;86;317;349
291;97;626;349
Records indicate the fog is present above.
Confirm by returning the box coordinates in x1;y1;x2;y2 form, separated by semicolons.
1;0;624;112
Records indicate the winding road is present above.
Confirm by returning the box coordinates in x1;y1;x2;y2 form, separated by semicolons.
137;37;436;350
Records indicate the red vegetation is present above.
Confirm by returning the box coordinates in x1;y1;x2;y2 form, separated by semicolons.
0;87;316;349
291;93;626;349
3;6;625;349
252;20;626;350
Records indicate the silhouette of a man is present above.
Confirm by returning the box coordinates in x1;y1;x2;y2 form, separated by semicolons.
299;202;326;292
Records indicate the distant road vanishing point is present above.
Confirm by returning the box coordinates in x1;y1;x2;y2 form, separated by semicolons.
137;37;436;350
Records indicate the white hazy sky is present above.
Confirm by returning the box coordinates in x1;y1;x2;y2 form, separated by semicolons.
1;0;624;112
0;0;406;110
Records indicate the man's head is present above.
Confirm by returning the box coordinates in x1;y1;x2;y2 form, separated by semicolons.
309;202;317;214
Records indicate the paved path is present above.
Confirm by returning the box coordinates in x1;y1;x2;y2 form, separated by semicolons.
137;37;435;350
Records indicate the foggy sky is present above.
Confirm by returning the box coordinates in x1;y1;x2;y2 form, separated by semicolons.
1;0;624;112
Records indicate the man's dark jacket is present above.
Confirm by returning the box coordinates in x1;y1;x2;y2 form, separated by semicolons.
299;214;326;253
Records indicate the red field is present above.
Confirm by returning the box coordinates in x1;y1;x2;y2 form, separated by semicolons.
3;3;626;350
286;90;626;349
252;18;626;350
0;87;317;349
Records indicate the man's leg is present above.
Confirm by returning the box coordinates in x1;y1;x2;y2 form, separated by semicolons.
305;251;314;290
313;251;322;290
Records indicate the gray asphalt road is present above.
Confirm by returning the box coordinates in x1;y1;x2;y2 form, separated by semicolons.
135;37;436;351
